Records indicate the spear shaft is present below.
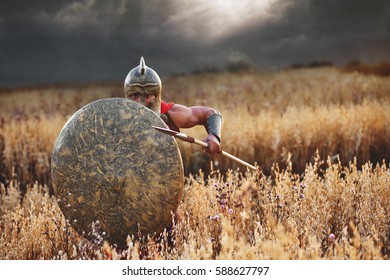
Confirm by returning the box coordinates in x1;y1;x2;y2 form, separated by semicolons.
152;126;257;171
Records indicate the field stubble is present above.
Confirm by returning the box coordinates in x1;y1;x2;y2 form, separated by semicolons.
0;67;389;259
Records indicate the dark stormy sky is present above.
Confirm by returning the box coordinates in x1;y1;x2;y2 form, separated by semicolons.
0;0;389;87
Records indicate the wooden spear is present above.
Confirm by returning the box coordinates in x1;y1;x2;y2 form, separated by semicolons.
152;126;257;171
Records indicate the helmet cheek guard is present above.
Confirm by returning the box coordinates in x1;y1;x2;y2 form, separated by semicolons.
124;57;162;114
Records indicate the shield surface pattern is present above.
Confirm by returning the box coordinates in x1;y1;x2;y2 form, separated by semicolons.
51;98;184;247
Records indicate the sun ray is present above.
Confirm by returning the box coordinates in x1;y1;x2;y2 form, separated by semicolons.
166;0;274;42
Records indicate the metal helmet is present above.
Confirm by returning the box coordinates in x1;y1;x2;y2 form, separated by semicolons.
124;57;162;113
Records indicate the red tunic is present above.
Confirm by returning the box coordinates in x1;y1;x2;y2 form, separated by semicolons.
160;100;175;114
160;101;179;131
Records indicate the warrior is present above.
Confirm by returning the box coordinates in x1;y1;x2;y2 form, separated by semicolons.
124;57;223;155
51;57;224;248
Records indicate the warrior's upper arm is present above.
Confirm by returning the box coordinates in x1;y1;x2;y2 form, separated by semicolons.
168;104;208;129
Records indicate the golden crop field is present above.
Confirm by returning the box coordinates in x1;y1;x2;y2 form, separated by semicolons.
0;67;389;259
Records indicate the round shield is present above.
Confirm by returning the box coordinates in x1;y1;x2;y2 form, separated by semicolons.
51;98;184;247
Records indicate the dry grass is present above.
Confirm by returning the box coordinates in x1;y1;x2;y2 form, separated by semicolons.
342;61;390;77
168;67;390;174
0;67;389;259
1;157;389;259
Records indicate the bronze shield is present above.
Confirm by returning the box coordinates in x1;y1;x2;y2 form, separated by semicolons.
51;98;184;247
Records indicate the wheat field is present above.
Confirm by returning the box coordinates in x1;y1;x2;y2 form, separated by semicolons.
0;67;389;259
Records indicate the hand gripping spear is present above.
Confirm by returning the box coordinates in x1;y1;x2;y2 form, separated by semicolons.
152;126;257;171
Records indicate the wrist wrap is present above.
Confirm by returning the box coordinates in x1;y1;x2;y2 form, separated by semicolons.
206;113;222;142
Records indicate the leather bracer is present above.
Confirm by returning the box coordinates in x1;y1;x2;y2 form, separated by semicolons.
206;113;222;142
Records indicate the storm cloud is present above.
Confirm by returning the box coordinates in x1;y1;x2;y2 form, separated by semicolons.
0;0;389;87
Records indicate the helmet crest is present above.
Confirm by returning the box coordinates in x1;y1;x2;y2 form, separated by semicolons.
140;57;146;75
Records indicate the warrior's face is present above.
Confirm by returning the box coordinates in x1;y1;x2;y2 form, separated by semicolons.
126;84;160;110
